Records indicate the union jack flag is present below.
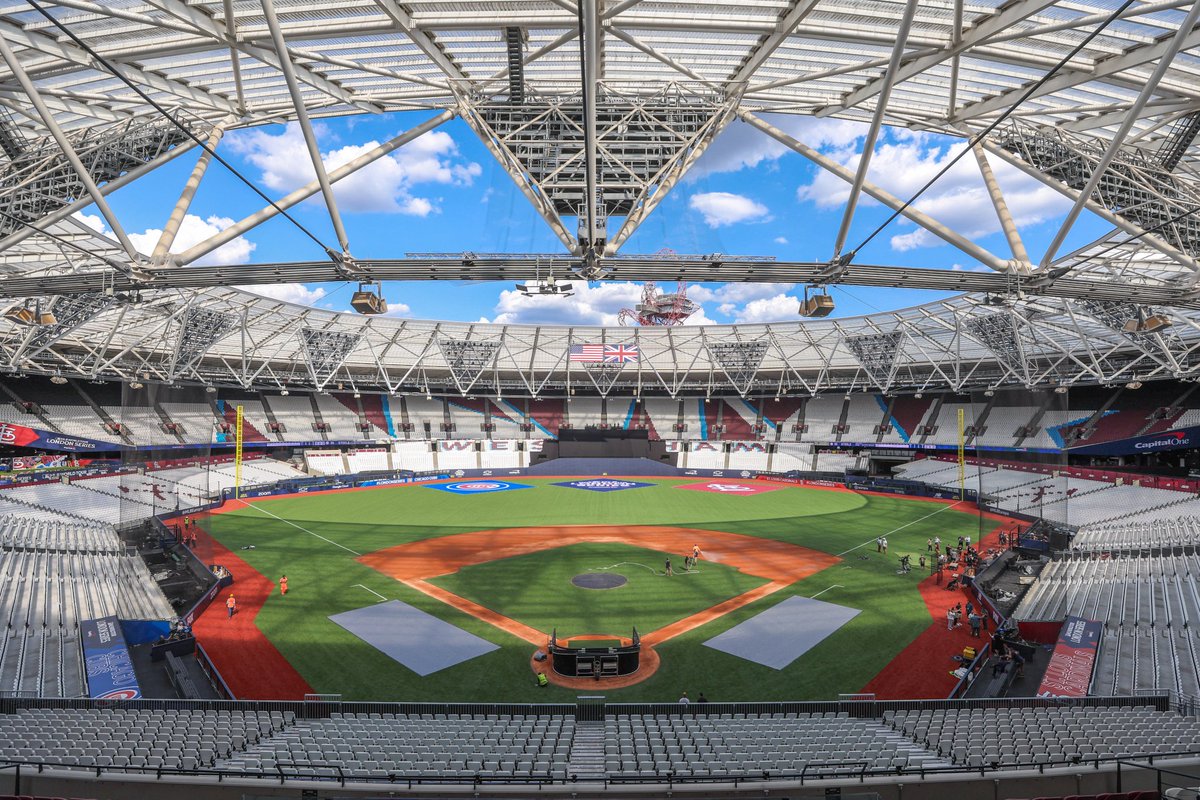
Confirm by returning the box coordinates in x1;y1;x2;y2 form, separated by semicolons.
569;344;640;364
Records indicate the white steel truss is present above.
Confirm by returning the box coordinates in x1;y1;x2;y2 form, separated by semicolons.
0;0;1194;397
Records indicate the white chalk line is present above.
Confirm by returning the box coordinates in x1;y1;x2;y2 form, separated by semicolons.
809;584;844;599
836;501;963;557
353;584;387;601
588;561;703;576
235;498;361;556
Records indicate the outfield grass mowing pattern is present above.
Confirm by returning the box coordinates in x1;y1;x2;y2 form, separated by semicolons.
201;478;994;702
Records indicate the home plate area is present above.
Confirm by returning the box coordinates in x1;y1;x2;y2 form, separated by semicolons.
703;595;861;670
329;600;498;676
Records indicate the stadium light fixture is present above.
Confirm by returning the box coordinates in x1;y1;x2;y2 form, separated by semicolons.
280;389;290;396
4;303;34;325
1126;380;1143;389
129;381;144;390
49;374;67;385
350;282;388;315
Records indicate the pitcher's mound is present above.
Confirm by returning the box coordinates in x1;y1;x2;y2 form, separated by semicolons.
573;573;627;590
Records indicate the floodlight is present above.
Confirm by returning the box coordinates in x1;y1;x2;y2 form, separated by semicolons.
4;305;34;325
350;282;388;315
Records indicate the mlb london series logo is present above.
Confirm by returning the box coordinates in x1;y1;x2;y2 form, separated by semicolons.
553;479;654;492
675;481;783;496
429;480;533;495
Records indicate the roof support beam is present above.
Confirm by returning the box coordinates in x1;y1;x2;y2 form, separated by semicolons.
740;110;1011;272
141;0;379;113
373;0;470;85
1039;0;1200;268
730;0;823;84
980;137;1200;272
174;110;455;266
261;0;352;256
972;145;1030;267
953;23;1200;123
832;0;919;261
814;0;1059;117
0;18;239;117
580;0;602;256
0;36;139;262
153;121;230;262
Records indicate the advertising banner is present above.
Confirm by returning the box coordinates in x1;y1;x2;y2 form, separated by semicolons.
81;616;141;700
0;422;110;452
1070;425;1200;456
1036;615;1103;698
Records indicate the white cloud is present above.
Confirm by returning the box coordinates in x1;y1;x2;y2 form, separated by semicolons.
726;293;802;324
72;211;108;234
688;192;771;228
688;116;867;181
238;283;328;305
773;236;788;245
128;214;256;267
485;282;645;326
226;123;482;216
688;282;794;306
796;137;1070;255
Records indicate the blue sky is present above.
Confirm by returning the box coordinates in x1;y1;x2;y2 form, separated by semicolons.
85;110;1110;326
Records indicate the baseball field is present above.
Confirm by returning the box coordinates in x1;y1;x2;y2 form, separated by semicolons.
192;476;1002;702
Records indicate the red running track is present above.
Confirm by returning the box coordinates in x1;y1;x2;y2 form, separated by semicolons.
861;518;1019;699
190;526;312;700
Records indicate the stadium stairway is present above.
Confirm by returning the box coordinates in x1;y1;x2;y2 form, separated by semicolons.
566;720;607;781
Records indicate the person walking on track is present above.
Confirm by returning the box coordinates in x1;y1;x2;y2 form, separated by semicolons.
226;594;237;619
280;575;288;596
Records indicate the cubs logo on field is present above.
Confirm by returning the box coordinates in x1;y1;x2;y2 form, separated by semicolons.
553;479;654;492
429;480;532;495
675;481;783;496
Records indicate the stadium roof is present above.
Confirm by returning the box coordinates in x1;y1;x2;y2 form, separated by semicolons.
0;0;1198;394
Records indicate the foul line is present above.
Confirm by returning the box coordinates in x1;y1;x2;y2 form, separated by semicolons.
810;584;844;599
234;498;361;556
353;584;387;601
837;501;963;557
589;561;660;575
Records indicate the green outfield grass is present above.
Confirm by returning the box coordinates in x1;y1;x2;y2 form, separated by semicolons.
429;542;768;637
201;478;995;702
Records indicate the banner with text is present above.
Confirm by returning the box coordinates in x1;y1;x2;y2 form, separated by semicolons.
1036;615;1103;698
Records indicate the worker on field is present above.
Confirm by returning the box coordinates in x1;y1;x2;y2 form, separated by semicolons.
664;557;673;577
280;575;288;596
226;594;237;619
692;544;701;561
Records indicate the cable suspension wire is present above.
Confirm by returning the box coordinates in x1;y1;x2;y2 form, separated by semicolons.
842;0;1138;263
23;0;340;262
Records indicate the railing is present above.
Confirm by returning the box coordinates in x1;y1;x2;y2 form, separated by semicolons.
6;747;1200;790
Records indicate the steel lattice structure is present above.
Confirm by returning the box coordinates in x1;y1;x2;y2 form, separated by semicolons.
0;0;1198;395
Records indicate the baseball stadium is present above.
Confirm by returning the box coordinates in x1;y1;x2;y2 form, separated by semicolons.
0;1;1200;798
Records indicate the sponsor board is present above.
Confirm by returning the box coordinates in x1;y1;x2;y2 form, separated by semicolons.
1037;615;1103;698
755;475;802;484
675;480;783;496
553;479;654;492
429;480;533;495
1070;425;1200;456
81;616;141;700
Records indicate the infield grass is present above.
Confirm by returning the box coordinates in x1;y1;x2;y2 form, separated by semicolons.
429;542;768;637
200;478;995;702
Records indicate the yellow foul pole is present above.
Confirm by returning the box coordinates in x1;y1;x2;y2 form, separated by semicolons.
957;407;965;501
235;404;244;499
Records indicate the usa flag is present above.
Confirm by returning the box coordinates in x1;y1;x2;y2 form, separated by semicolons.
569;344;640;363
